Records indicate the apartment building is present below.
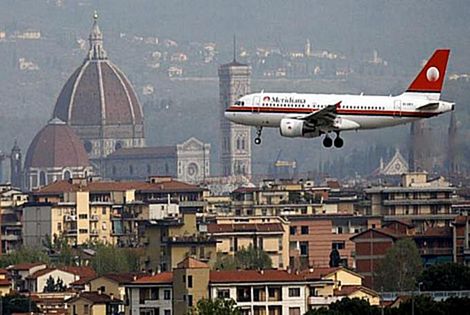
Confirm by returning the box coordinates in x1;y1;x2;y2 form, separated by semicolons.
208;216;290;269
0;184;28;253
23;176;208;247
288;215;381;270
363;172;460;232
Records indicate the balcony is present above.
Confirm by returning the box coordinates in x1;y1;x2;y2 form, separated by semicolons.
179;201;207;208
383;198;454;206
308;296;343;306
65;229;77;235
90;230;99;236
418;247;453;256
90;215;99;221
65;215;77;222
2;234;21;241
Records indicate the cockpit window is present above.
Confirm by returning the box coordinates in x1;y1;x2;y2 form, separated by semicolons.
235;101;241;105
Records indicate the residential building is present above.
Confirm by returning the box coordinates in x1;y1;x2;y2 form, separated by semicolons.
125;272;173;315
7;262;47;292
208;216;290;269
173;257;210;315
26;267;89;293
0;185;27;254
363;172;460;232
289;215;381;270
67;291;122;315
144;210;217;272
0;268;11;296
23;176;208;248
452;212;470;265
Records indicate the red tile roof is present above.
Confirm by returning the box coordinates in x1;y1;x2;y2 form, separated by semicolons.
208;223;284;233
61;266;96;279
34;178;202;195
131;272;173;284
0;278;11;286
209;270;305;283
8;262;46;271
68;291;122;304
95;273;146;284
334;285;378;297
301;267;340;280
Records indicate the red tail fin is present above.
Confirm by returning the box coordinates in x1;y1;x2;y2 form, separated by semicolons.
406;49;450;93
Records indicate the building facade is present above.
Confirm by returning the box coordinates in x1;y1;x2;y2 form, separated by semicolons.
219;59;252;177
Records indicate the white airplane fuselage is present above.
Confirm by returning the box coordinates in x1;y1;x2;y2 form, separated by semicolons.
225;92;454;132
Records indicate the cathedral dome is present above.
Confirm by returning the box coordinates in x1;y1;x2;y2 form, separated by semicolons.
25;118;90;169
52;15;143;127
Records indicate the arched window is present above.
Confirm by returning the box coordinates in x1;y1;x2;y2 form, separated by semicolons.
63;170;71;180
39;171;46;186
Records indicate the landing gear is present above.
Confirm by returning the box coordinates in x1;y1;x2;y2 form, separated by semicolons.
254;127;263;145
323;132;344;148
334;132;344;148
323;135;333;148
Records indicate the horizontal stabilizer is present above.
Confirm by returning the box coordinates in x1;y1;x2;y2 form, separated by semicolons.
416;102;439;110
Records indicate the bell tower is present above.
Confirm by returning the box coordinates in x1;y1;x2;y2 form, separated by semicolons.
218;40;252;177
10;141;22;189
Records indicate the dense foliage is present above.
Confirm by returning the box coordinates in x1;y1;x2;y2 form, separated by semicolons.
189;298;240;315
214;244;272;270
375;238;423;291
304;297;470;315
418;262;470;291
0;294;39;315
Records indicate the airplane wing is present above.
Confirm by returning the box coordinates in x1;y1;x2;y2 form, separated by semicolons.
300;101;341;128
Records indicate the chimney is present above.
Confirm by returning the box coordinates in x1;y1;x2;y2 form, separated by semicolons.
110;293;114;300
97;289;102;295
259;269;264;275
309;267;314;273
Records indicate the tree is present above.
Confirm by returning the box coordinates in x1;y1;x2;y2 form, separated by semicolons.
0;246;50;268
304;298;382;315
418;263;470;291
189;298;240;315
44;275;56;292
329;248;341;267
214;244;272;270
90;243;143;275
1;294;39;315
375;238;423;291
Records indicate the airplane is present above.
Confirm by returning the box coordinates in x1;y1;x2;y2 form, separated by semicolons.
224;49;454;148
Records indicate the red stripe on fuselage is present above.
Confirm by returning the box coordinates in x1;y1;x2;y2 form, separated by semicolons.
226;106;436;118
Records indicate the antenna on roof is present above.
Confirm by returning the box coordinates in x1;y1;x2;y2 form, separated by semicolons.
233;34;237;62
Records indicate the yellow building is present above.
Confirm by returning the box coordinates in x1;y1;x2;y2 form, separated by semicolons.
173;257;210;315
208;216;290;269
302;266;380;308
0;185;28;254
67;291;122;315
0;268;11;296
144;210;217;272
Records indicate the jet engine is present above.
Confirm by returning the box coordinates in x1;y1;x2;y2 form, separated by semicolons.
279;118;320;138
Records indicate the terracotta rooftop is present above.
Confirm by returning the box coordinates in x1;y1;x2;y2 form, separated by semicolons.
209;270;305;283
350;228;403;241
131;272;173;285
8;262;46;271
334;285;378;297
68;291;122;304
207;223;284;234
301;267;340;280
0;278;11;286
61;266;96;279
177;257;210;269
417;226;452;238
96;273;146;284
33;178;203;195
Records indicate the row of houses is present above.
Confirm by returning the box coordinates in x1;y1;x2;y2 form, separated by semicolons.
0;257;379;315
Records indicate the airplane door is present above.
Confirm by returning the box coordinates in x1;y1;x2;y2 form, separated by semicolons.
253;95;261;112
393;100;401;117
